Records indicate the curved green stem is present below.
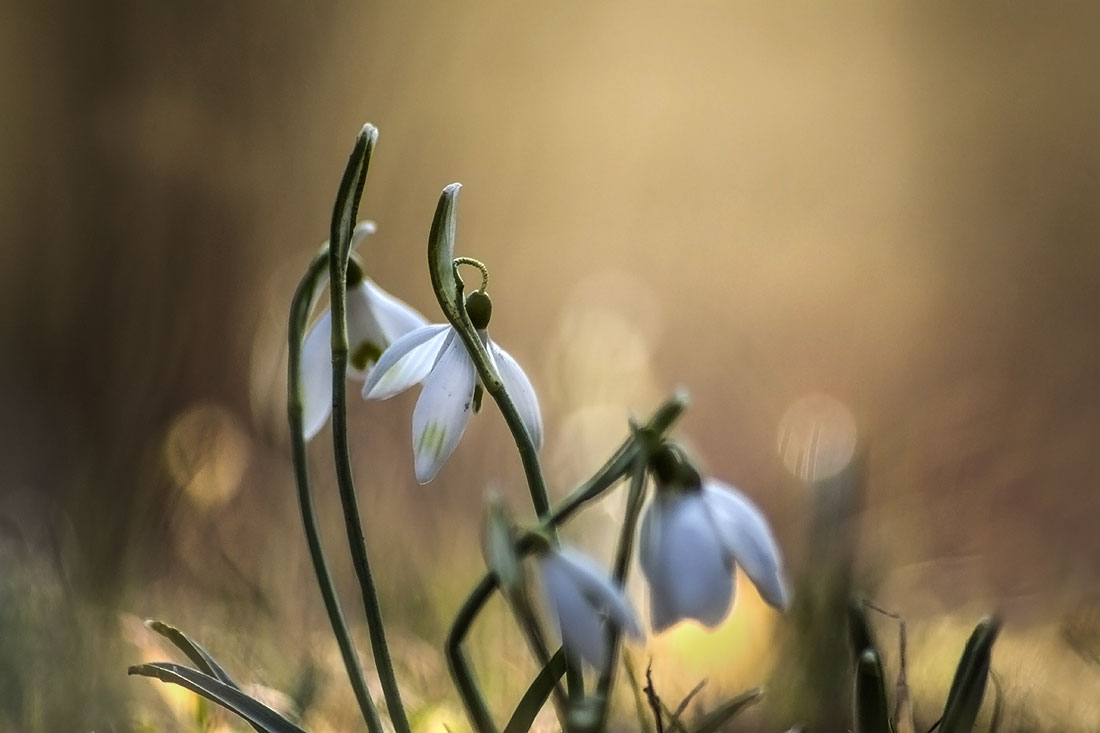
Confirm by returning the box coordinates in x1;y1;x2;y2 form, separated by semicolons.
446;575;500;733
288;247;383;733
595;451;650;728
328;126;411;733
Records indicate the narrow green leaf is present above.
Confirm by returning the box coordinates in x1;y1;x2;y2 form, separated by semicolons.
427;182;465;325
425;183;500;390
939;616;1001;733
504;648;566;733
145;620;240;689
129;663;306;733
330;124;377;269
691;687;764;733
854;649;892;733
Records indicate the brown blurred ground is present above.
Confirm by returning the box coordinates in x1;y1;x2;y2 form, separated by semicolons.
2;1;1099;730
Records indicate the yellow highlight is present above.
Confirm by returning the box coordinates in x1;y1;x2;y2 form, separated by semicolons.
646;567;780;699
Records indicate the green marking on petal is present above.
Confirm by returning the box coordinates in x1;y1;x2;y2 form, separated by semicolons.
417;422;448;462
350;340;383;371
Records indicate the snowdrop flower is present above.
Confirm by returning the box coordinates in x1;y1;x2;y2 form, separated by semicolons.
538;545;642;670
640;451;789;632
301;222;428;440
362;290;542;484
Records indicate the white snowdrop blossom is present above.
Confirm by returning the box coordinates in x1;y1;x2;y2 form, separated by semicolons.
538;546;643;670
301;222;428;440
362;292;542;484
640;479;789;632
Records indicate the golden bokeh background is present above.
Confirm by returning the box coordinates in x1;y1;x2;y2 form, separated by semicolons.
2;2;1099;730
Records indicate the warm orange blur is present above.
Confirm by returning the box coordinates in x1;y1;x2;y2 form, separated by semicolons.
2;2;1099;730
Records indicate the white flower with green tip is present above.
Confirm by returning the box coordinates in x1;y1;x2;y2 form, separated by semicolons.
301;222;428;440
640;474;789;632
538;545;642;670
362;290;542;484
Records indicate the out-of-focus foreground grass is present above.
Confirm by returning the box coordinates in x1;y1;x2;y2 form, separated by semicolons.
2;2;1099;731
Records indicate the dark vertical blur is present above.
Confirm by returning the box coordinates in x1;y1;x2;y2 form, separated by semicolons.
2;1;1100;729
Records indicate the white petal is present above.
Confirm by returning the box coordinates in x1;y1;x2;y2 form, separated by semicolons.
351;220;377;245
345;283;388;380
361;279;429;344
702;481;790;610
539;548;641;670
300;309;334;440
362;324;451;400
640;491;733;632
490;341;543;450
411;336;476;484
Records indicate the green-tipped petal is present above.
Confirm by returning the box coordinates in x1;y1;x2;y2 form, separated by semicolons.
363;324;450;400
411;334;476;483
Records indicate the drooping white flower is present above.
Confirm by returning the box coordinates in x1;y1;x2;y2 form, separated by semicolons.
301;222;428;440
538;546;643;670
640;478;789;632
362;291;542;484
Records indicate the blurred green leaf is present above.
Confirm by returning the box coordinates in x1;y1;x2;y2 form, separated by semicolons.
129;663;305;733
854;649;892;733
504;647;566;733
691;686;764;733
482;498;524;602
938;616;1001;733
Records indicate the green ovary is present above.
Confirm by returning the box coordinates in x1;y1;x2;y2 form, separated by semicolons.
350;341;383;371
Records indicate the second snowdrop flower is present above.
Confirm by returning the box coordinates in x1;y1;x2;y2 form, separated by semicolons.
639;446;790;632
363;289;543;484
301;222;428;440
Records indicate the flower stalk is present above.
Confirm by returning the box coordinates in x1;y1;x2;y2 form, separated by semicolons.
328;124;411;733
288;245;384;733
594;448;651;729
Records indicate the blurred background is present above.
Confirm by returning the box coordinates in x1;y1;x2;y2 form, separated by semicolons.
2;1;1099;730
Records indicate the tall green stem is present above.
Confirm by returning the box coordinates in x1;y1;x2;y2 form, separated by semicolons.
288;247;383;733
594;452;650;729
328;125;411;733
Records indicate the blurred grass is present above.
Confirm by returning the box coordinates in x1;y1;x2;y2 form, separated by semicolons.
3;1;1100;730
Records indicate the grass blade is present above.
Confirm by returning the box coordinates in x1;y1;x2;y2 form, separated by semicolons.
145;620;239;688
692;687;764;733
129;663;306;733
504;647;567;733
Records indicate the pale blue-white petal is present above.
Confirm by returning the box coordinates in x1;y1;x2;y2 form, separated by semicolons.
490;341;543;450
539;550;606;669
361;279;429;345
702;480;790;610
411;336;476;484
552;546;642;639
539;547;641;670
640;491;734;632
300;309;334;440
362;324;451;400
